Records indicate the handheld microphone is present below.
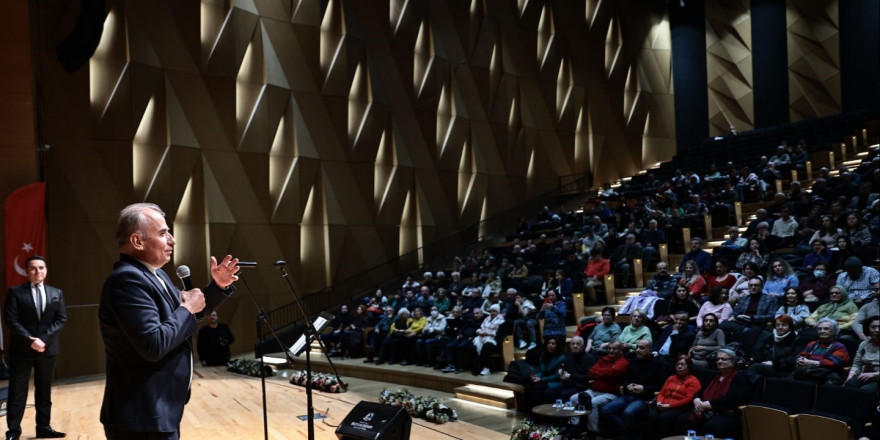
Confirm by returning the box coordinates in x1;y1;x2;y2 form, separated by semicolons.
236;261;258;268
175;265;194;290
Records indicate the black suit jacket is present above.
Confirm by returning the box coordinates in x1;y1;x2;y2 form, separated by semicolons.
652;324;696;358
5;282;67;357
99;254;233;432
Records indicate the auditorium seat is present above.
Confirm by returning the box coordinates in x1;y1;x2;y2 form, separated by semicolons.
741;378;816;440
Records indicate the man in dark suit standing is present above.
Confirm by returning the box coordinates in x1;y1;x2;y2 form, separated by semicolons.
99;203;239;440
5;255;67;440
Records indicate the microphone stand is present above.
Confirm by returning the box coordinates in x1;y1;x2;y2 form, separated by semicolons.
236;272;294;440
274;260;346;440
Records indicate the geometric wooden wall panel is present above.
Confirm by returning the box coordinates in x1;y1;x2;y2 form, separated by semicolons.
786;0;841;122
705;0;754;136
33;0;676;377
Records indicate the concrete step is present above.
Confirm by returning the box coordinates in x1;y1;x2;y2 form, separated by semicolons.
454;384;517;409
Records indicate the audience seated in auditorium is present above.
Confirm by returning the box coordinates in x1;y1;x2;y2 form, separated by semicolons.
523;335;566;410
803;285;859;346
674;348;751;439
803;238;832;271
539;291;567;341
653;311;697;363
512;290;538;350
619;309;652;351
767;204;799;250
729;262;763;304
582;249;611;306
415;305;447;367
646;261;676;299
775;287;810;330
610;233;642;288
665;285;700;324
363;306;394;364
698;286;733;328
441;308;483;373
836;256;880;307
337;305;376;360
602;338;668;439
678;260;707;298
791;317;851;385
721;277;776;338
586;307;622;357
809;215;843;248
646;355;702;440
749;314;801;378
571;340;629;440
679;237;712;275
801;261;835;304
706;260;737;295
472;304;505;376
763;258;799;299
853;285;880;340
689;313;725;369
845;315;880;393
556;336;595;402
322;304;355;356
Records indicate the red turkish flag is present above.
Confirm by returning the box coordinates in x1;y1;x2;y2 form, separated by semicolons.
4;182;47;289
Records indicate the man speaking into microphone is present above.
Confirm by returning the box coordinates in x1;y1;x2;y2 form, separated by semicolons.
99;203;240;440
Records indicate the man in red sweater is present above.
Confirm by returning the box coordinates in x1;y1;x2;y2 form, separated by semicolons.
571;340;629;439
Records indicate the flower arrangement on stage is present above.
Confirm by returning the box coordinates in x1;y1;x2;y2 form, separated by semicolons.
227;358;276;377
378;389;458;424
510;419;560;440
288;370;347;393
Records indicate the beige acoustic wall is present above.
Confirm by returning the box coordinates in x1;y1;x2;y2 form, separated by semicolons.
31;0;675;378
0;0;38;355
705;0;753;137
787;0;841;122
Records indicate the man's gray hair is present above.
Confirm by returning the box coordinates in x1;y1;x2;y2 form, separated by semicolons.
116;203;164;246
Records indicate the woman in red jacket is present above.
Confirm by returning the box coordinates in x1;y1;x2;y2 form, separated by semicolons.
646;355;701;439
583;249;611;305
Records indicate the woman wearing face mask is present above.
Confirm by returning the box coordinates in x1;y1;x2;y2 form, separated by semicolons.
689;313;725;369
750;315;801;377
775;288;810;329
472;304;506;376
801;262;835;304
415;306;447;367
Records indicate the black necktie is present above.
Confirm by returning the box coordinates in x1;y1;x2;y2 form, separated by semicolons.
34;284;43;319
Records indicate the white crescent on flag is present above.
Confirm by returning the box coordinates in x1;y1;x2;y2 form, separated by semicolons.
13;242;34;276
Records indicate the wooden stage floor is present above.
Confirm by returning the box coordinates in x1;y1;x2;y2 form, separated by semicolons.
3;366;514;440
